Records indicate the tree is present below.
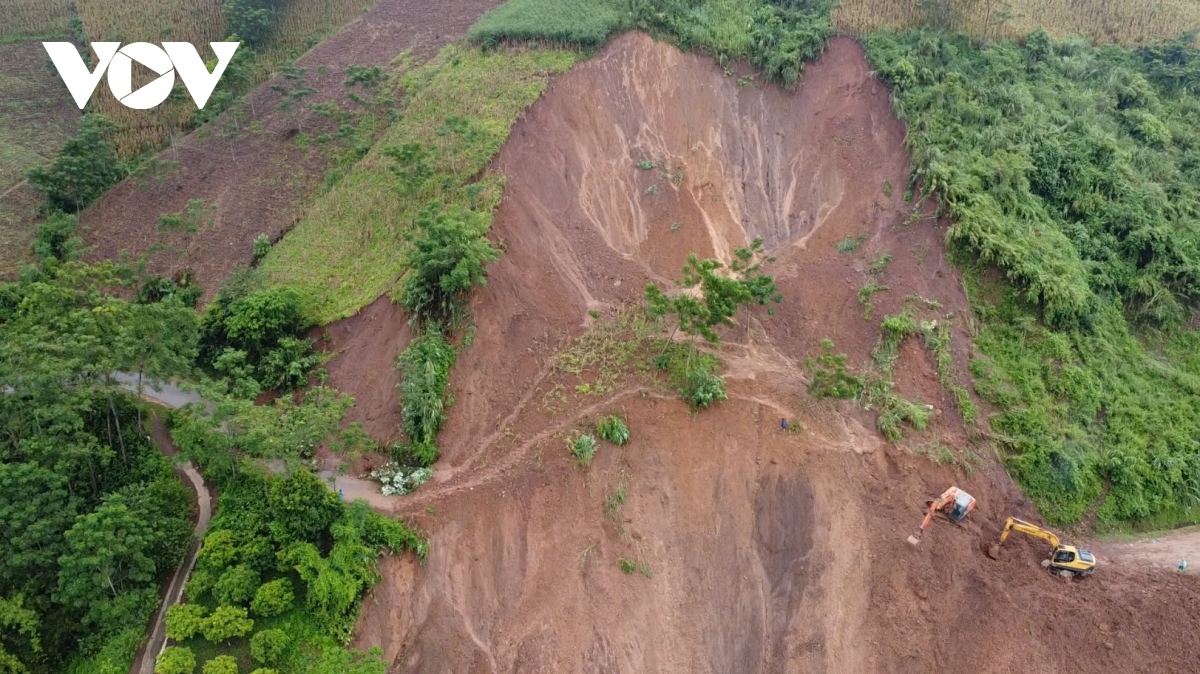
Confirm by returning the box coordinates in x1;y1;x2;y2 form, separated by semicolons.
202;655;239;674
250;579;294;618
250;628;289;665
397;329;456;457
201;606;253;644
224;0;273;46
155;646;196;674
212;565;260;606
165;604;208;642
0;595;41;674
27;115;126;213
0;464;77;599
266;470;342;547
397;205;500;326
56;494;156;611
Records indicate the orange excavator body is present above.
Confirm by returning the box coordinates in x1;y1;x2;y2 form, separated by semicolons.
907;486;976;545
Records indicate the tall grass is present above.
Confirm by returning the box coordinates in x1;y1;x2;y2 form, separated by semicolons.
261;44;577;322
0;0;72;40
834;0;1200;45
470;0;632;47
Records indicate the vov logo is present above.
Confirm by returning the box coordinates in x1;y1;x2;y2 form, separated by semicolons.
43;42;240;110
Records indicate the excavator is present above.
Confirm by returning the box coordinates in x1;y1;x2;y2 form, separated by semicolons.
907;486;976;545
987;517;1097;577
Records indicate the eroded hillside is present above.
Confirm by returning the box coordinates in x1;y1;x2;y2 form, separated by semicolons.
328;33;1200;672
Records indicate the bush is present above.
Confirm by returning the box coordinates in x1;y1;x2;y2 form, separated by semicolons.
252;234;272;261
398;205;500;326
202;655;239;674
397;329;457;454
156;646;196;674
258;337;321;390
199;284;311;368
31;211;82;264
595;415;630;446
567;433;597;468
250;579;294;617
165;603;208;641
201;605;254;643
807;339;865;399
250;628;290;664
680;368;727;411
213;565;260;606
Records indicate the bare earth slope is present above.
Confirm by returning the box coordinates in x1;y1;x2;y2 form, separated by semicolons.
79;0;499;299
339;32;1200;673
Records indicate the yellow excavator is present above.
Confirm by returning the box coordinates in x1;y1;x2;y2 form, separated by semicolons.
988;517;1097;577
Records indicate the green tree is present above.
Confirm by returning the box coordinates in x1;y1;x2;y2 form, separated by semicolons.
201;606;253;644
56;494;155;611
397;205;500;325
0;595;41;674
155;646;196;674
249;579;294;618
202;655;239;674
27;115;126;213
397;329;456;459
212;565;260;606
249;628;289;665
164;604;208;642
0;464;77;600
224;0;273;46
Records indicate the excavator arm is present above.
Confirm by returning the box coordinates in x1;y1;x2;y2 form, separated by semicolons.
997;517;1061;549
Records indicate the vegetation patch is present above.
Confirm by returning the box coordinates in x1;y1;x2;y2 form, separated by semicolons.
868;29;1200;527
262;44;577;323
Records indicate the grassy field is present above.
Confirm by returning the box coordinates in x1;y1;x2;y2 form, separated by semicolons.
261;44;578;323
834;0;1200;45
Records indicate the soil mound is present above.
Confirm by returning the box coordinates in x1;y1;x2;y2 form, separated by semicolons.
337;32;1200;672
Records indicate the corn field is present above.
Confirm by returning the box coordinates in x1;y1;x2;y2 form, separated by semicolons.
834;0;1200;44
1;0;73;38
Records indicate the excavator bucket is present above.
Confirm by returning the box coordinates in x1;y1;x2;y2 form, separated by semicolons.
987;544;1001;559
907;534;921;546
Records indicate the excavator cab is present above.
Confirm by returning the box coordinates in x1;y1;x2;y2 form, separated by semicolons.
947;490;975;523
1049;546;1096;576
907;486;977;545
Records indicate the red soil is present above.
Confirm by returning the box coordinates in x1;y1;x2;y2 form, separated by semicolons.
78;0;501;301
341;33;1200;672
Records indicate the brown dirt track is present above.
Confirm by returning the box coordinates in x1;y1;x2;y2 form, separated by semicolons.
329;33;1200;673
78;0;501;301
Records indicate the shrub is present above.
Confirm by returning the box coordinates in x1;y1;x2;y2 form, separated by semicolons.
595;415;630;446
31;211;82;264
213;565;260;606
156;646;196;674
680;368;727;411
258;337;321;390
250;579;294;618
567;433;597;468
201;605;254;643
397;329;457;454
199;284;311;367
165;603;208;641
398;205;500;326
252;234;272;261
250;628;290;665
807;339;866;399
202;655;239;674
